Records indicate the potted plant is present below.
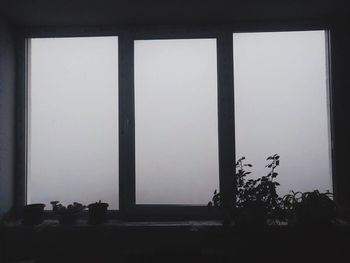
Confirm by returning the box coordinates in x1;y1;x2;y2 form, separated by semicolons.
283;190;337;227
208;154;285;227
209;155;285;227
22;203;45;225
88;200;109;225
209;154;338;228
234;155;284;227
51;201;85;225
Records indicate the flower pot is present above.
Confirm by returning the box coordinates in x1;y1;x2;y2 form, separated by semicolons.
293;192;337;227
294;202;336;227
88;202;109;225
57;211;80;225
22;204;45;225
235;202;267;228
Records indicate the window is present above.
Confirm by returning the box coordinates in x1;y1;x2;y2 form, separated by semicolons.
27;36;119;209
233;30;332;195
23;28;334;217
134;39;219;205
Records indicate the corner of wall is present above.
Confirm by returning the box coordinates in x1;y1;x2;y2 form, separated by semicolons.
0;16;16;218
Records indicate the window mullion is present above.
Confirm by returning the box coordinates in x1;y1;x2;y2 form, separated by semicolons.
217;32;236;222
119;34;135;214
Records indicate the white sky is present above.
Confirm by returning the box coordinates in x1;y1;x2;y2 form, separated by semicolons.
135;39;219;204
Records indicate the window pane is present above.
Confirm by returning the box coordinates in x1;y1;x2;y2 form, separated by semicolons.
28;37;119;209
234;31;332;195
135;39;219;204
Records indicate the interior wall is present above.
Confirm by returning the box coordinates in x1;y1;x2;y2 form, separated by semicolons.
0;16;16;217
330;21;350;210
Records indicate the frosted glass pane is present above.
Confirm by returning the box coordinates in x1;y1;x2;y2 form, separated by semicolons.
234;31;332;195
28;37;119;209
135;39;219;204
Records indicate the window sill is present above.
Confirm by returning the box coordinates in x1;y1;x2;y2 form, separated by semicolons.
2;220;350;262
2;219;350;230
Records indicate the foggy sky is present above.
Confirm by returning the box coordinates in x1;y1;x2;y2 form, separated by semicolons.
135;39;219;204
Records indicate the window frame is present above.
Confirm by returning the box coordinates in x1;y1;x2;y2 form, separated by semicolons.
232;29;335;197
26;36;121;211
14;22;335;220
119;30;235;219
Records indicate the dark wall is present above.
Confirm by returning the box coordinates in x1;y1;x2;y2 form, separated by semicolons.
0;16;16;217
330;22;350;210
1;0;350;27
2;224;350;263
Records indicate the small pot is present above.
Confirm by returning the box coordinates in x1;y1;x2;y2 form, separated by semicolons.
235;202;267;228
88;202;109;224
22;204;45;225
57;211;80;225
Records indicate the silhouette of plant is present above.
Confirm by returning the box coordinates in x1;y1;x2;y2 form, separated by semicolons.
50;201;86;225
282;190;337;226
209;154;285;225
209;154;338;226
208;189;221;208
236;154;284;224
51;201;86;213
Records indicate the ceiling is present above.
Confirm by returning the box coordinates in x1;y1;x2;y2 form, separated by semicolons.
1;0;350;27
